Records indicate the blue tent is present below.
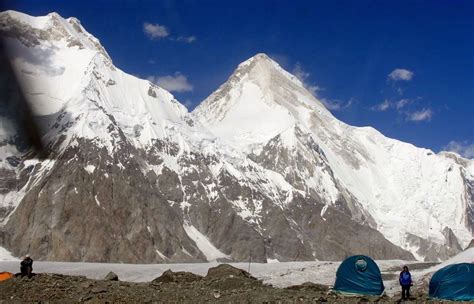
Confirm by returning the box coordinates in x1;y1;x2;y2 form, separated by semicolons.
333;255;384;295
429;263;474;301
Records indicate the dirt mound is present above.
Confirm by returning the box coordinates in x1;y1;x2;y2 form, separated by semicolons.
0;270;445;303
205;263;255;280
152;269;203;284
286;282;329;292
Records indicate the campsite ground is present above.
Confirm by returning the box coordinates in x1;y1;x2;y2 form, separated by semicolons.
1;259;465;303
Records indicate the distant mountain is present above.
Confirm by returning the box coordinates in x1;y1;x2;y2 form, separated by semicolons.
0;11;472;263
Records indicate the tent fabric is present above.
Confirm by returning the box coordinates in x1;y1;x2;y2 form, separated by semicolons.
333;255;385;296
429;263;474;301
0;272;14;282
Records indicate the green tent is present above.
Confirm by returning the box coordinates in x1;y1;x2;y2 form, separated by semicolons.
333;255;384;295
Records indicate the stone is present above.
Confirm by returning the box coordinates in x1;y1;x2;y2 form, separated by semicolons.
103;272;119;281
152;270;202;284
205;264;254;280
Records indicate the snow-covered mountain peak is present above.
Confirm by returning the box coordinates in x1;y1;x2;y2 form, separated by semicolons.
193;54;332;148
194;54;474;260
235;52;271;66
1;11;472;263
1;11;202;151
230;53;317;99
234;53;288;77
0;10;111;61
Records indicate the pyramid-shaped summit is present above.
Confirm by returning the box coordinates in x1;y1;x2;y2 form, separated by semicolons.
193;53;332;147
193;52;474;262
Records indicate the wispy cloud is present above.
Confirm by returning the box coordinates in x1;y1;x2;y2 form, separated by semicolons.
292;62;310;82
371;98;432;122
148;72;193;93
388;68;414;82
291;62;323;96
143;22;196;43
291;62;354;111
370;98;414;112
373;69;433;122
371;99;391;112
183;99;194;109
442;140;474;159
321;98;355;111
395;98;412;110
143;22;169;40
406;108;433;122
176;36;197;43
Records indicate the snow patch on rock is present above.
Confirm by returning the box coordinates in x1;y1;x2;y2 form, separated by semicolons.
183;224;229;261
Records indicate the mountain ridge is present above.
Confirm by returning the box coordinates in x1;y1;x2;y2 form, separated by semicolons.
192;52;474;259
0;10;472;263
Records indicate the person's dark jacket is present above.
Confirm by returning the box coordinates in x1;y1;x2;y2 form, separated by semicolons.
399;270;412;286
20;257;33;274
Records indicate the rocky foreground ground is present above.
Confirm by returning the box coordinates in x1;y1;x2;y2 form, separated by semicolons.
0;264;465;303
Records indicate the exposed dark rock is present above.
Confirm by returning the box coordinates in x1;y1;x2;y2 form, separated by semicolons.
147;86;157;98
206;264;254;280
152;269;202;284
103;271;119;281
406;232;461;261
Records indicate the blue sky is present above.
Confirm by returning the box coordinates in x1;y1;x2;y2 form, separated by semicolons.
3;0;474;157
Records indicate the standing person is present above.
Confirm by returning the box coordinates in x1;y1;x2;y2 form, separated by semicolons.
20;255;33;278
399;265;412;300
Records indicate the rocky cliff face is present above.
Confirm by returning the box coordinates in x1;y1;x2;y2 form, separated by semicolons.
0;10;472;263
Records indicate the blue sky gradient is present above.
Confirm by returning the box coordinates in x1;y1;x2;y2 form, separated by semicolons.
3;0;473;156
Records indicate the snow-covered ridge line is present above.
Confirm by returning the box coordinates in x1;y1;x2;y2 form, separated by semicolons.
1;10;111;60
0;10;472;263
192;50;474;260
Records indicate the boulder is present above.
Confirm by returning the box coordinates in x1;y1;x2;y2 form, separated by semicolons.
152;269;202;284
103;271;119;281
205;264;254;280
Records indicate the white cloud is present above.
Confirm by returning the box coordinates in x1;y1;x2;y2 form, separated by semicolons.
291;62;353;111
442;141;474;159
292;62;310;82
306;84;323;96
371;98;413;112
291;62;322;96
177;36;197;43
143;22;169;40
388;68;414;82
143;23;196;44
148;72;193;93
395;98;411;110
406;108;433;122
371;99;391;111
321;98;354;111
183;99;193;109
